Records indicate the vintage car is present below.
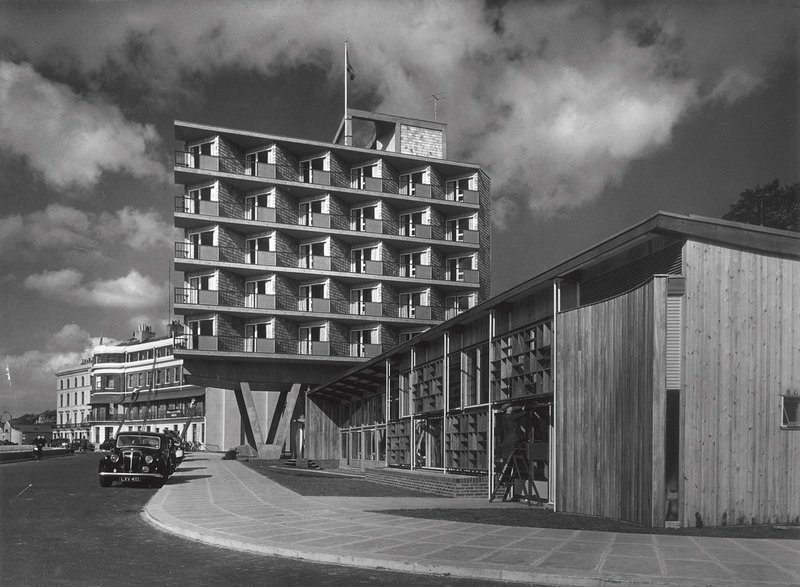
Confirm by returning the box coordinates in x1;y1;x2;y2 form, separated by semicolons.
98;431;172;488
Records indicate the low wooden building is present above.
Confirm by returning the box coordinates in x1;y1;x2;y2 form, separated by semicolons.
306;212;799;527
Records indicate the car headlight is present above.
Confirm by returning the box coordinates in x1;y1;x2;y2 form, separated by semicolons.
144;455;154;464
110;454;120;463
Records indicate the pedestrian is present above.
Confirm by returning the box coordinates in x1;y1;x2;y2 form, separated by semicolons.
80;437;88;454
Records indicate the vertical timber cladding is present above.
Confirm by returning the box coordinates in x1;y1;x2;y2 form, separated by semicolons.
682;241;800;526
556;281;657;525
305;395;341;460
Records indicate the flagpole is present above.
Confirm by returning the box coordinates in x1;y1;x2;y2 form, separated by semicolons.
344;40;351;146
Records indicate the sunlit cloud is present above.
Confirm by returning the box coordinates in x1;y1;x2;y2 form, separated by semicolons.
0;60;164;191
23;268;165;309
0;203;177;255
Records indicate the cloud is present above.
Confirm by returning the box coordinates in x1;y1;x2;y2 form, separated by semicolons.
47;324;93;353
0;60;164;190
0;203;177;255
98;206;180;250
24;269;166;309
0;0;794;217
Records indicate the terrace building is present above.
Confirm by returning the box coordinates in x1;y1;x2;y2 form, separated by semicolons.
54;361;92;442
171;109;491;457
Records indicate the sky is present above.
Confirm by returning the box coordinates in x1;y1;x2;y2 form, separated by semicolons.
0;0;797;415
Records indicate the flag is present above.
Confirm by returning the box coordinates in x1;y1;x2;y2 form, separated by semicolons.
347;57;355;81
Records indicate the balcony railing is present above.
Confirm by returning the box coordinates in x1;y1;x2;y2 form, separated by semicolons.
175;195;476;246
174;334;384;358
175;151;462;201
174;288;442;321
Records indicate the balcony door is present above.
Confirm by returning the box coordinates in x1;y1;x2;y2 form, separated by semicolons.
400;251;424;277
300;157;326;183
187;186;213;214
400;171;425;196
350;287;377;315
245;148;274;176
245;192;273;220
299;325;326;355
400;211;425;236
447;255;474;281
299;283;326;312
188;319;214;350
188;275;214;305
245;321;273;353
188;230;214;259
299;241;326;268
399;290;425;318
350;205;377;232
299;199;325;226
189;141;213;168
245;278;274;308
246;236;272;265
350;328;377;357
351;247;377;273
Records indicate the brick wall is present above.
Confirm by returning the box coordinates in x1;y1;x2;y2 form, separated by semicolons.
328;237;349;272
378;159;399;193
476;170;491;302
217;226;245;252
217;269;244;293
274;188;296;223
274;274;297;310
273;144;298;181
399;125;443;159
328;194;349;230
364;468;488;498
328;152;349;188
217;136;244;174
328;320;348;345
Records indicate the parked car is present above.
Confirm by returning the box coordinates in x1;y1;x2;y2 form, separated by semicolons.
98;432;172;488
71;439;95;452
99;438;116;451
51;438;74;452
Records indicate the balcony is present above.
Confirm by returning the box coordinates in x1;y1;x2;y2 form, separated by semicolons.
245;161;277;179
398;305;432;320
398;264;433;279
176;197;220;216
246;206;277;222
246;250;277;266
446;229;480;244
244;338;276;353
299;212;331;228
448;268;480;283
174;288;219;306
299;255;332;271
446;188;479;204
351;259;384;276
298;297;331;313
349;301;383;317
350;343;384;358
175;242;220;262
175;151;472;204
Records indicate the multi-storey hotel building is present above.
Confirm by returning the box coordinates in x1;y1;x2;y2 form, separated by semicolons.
54;361;92;442
170;109;491;457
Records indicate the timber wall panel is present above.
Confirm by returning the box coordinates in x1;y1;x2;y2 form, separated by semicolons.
556;281;655;525
306;396;340;460
682;241;800;526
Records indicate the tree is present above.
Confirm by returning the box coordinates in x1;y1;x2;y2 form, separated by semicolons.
722;180;798;232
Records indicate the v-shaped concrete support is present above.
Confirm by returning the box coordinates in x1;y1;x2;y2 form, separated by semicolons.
235;381;267;456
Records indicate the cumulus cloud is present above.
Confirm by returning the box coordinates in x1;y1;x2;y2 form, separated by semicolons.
0;60;164;190
0;203;177;254
0;0;794;217
24;268;165;309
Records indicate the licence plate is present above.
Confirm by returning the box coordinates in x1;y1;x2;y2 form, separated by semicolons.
120;476;142;483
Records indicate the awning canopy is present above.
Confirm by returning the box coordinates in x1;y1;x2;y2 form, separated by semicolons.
90;386;205;405
309;363;386;401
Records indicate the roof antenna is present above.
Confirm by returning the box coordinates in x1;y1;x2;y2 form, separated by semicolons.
426;93;446;122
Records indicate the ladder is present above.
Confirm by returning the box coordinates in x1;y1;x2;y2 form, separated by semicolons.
490;447;541;505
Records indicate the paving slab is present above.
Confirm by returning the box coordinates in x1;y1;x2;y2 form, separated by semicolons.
143;454;800;586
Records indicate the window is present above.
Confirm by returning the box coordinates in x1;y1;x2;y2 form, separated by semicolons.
299;282;326;311
399;330;426;343
351;246;379;273
445;215;477;241
246;235;273;264
400;169;427;196
350;327;378;357
350;205;379;232
446;175;475;201
399;290;427;318
187;184;215;214
399;250;428;277
350;286;379;315
782;396;800;428
299;241;327;269
299;324;327;354
245;148;274;176
165;368;171;385
399;210;427;237
81;392;84;404
446;293;474;318
245;191;274;220
446;255;476;281
246;277;275;308
188;230;215;259
300;155;328;183
188;140;216;168
299;199;326;226
138;372;144;387
351;163;378;189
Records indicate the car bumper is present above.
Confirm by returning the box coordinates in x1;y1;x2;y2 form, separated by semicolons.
99;471;164;479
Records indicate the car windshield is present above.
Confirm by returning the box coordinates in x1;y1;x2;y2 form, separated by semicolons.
116;435;160;449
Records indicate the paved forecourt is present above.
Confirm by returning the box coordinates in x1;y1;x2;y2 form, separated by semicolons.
144;455;800;586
